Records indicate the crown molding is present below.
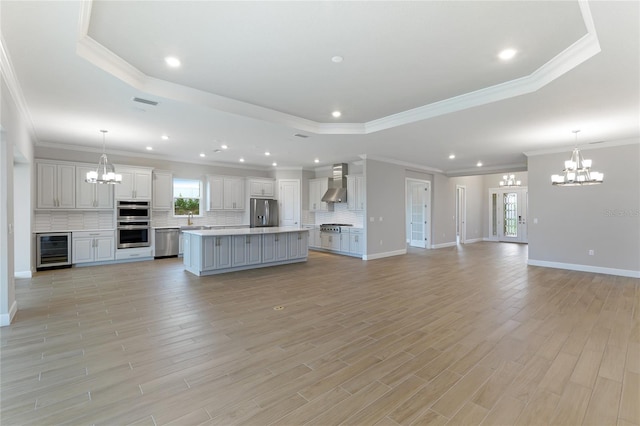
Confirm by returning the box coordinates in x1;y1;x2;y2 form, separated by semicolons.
446;163;528;177
524;137;640;157
361;154;444;174
76;0;601;136
0;35;37;141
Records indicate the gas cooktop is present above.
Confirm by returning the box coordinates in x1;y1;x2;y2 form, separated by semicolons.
320;223;353;227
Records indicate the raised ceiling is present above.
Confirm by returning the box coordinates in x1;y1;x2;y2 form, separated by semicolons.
1;1;638;174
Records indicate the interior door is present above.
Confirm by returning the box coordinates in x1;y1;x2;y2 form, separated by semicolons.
456;185;466;244
279;179;300;227
408;180;429;248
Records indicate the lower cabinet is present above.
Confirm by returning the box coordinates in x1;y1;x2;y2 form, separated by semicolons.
321;232;341;251
232;234;262;267
288;231;309;259
263;233;288;263
349;230;364;255
72;231;115;264
203;236;232;271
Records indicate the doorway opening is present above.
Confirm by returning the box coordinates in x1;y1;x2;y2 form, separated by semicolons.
456;185;466;244
406;179;431;249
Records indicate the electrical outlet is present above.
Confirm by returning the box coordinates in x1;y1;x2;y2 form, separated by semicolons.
588;249;595;256
379;240;383;245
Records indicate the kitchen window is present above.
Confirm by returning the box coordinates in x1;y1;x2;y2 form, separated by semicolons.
173;178;202;217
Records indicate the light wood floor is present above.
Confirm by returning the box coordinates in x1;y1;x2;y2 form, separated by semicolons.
1;243;638;425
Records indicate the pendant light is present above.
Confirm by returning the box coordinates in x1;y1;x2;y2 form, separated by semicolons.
85;130;122;184
551;130;604;186
499;174;521;187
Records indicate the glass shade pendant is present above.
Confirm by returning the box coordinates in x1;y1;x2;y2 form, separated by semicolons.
499;174;521;187
551;130;604;186
86;130;122;184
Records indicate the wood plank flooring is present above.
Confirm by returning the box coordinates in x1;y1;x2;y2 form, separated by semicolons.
1;242;638;425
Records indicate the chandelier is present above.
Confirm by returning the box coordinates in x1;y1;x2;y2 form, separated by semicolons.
499;174;521;188
551;130;604;186
85;130;122;184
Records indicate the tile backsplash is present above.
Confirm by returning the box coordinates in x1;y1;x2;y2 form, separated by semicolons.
34;211;115;232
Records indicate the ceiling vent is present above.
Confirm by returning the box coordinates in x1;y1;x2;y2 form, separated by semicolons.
293;133;309;138
132;97;159;106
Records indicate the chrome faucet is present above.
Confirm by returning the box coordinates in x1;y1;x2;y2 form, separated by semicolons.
187;211;193;226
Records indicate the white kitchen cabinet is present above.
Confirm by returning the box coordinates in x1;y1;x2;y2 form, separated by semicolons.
288;231;309;259
320;232;341;251
349;229;364;256
262;233;288;262
207;175;245;211
152;171;173;210
115;166;152;200
72;231;115;264
232;234;262;267
37;162;75;209
347;175;365;211
249;178;275;198
303;225;320;249
75;165;113;209
202;235;232;270
309;178;328;211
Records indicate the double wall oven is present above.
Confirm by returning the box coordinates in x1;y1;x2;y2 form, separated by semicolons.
117;200;151;249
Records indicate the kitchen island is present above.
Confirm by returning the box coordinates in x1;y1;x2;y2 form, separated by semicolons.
182;226;309;276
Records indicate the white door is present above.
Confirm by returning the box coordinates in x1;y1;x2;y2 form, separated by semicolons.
456;185;466;244
279;179;300;227
407;179;430;248
489;188;528;243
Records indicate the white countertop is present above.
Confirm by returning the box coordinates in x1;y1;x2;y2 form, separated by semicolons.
183;226;309;237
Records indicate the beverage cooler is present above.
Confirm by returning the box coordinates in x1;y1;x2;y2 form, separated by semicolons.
36;232;72;270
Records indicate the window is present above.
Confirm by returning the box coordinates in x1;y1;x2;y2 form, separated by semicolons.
173;178;202;216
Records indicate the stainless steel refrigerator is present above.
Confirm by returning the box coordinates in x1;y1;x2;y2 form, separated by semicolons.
250;198;279;227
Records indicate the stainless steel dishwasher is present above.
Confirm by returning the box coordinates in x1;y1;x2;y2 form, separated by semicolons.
154;228;180;258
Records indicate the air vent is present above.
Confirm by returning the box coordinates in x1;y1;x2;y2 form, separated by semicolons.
132;97;159;106
294;133;309;138
589;140;605;144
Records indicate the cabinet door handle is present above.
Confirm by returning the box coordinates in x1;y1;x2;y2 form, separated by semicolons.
246;236;250;244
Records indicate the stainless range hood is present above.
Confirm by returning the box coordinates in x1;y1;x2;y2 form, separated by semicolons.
321;163;348;203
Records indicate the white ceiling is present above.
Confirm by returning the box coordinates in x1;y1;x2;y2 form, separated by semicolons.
1;1;638;174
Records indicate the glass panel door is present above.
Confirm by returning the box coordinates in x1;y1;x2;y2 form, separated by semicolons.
489;188;528;243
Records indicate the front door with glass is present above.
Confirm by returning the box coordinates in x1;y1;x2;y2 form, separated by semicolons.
489;188;528;243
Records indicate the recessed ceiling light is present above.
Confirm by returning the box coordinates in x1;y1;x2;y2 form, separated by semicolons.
221;144;228;149
161;135;169;140
332;111;341;118
239;158;245;163
314;158;320;163
265;151;271;156
331;56;343;63
272;162;277;167
165;56;181;67
477;161;483;167
199;153;205;158
449;154;455;159
146;146;153;151
498;49;517;61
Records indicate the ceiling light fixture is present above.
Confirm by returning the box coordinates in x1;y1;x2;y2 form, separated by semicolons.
498;48;517;60
477;161;483;167
331;56;343;63
199;153;205;158
314;158;320;163
332;111;341;118
551;130;604;186
86;130;122;184
265;151;271;156
499;174;521;187
221;144;228;150
146;146;153;151
164;56;181;67
272;162;277;167
239;158;245;163
161;135;169;140
449;154;456;159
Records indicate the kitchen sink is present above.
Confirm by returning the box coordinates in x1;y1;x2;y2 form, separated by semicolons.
180;225;211;231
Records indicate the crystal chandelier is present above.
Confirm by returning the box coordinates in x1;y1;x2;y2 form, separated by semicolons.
551;130;604;186
499;174;521;188
85;130;122;184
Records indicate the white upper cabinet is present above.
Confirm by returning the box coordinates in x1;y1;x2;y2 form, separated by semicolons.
308;178;328;211
207;175;245;211
249;178;276;198
347;175;365;211
115;166;152;200
37;161;75;209
152;171;173;210
75;165;113;209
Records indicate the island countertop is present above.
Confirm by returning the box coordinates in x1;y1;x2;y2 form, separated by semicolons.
182;226;309;237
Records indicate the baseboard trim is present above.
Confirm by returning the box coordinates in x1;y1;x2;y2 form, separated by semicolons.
528;259;640;278
1;300;18;327
431;242;457;249
363;249;407;260
15;270;32;278
464;238;483;244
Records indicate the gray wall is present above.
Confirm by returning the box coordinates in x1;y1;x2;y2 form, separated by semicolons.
528;142;640;274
